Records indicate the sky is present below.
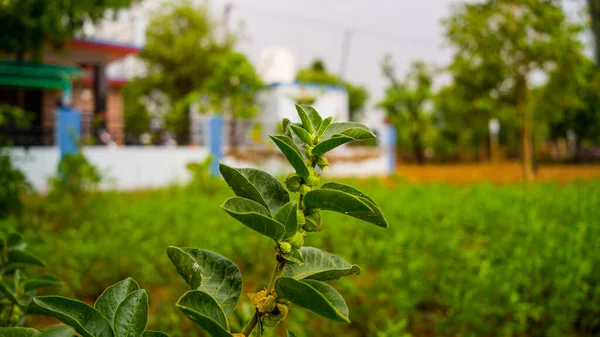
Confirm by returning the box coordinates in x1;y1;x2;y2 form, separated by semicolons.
211;0;458;108
98;0;589;114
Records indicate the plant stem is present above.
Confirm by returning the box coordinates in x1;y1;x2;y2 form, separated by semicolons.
241;178;307;336
241;260;286;336
241;311;259;336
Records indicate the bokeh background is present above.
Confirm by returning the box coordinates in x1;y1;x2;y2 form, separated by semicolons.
1;0;600;336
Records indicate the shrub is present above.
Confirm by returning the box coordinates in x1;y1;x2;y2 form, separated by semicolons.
0;150;31;219
0;232;61;326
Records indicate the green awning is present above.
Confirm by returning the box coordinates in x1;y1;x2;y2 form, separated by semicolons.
0;60;82;90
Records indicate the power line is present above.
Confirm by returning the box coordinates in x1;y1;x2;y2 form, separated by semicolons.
231;2;434;46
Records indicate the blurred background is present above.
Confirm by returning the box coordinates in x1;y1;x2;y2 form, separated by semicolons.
1;0;599;336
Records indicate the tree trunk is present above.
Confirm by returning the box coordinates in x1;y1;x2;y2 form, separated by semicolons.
517;75;534;180
589;0;600;64
412;131;424;164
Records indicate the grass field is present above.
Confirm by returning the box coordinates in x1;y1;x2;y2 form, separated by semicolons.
12;175;600;337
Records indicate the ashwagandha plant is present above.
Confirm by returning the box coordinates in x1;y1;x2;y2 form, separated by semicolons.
0;232;62;326
167;105;388;337
27;278;167;337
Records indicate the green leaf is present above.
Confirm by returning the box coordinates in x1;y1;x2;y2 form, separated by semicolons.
275;277;350;323
282;118;292;137
33;296;114;337
304;189;373;215
321;122;374;140
273;201;298;239
23;275;62;293
340;127;376;139
6;233;23;247
281;247;304;265
166;247;242;317
316;117;332;138
94;278;140;324
219;163;290;215
14;269;26;290
269;135;310;177
294;105;315;134
176;290;233;337
0;282;18;305
7;250;45;267
286;330;298;337
297;105;322;131
142;332;168;337
221;197;286;241
290;125;313;144
113;290;148;337
0;328;40;337
284;247;360;281
0;238;5;254
311;135;354;156
320;182;389;228
39;326;75;337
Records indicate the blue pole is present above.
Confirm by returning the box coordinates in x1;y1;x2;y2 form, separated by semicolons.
387;124;397;175
57;107;81;159
208;116;223;177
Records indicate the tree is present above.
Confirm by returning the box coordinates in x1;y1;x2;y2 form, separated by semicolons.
378;56;435;164
126;1;262;144
0;0;136;61
435;54;514;161
536;54;600;159
444;0;582;179
296;59;369;121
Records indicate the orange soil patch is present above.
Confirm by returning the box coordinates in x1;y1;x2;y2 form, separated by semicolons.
396;162;600;184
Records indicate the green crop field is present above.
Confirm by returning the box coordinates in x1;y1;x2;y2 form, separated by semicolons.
11;178;600;337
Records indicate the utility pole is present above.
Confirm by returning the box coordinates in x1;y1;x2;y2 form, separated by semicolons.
338;29;353;80
223;2;232;47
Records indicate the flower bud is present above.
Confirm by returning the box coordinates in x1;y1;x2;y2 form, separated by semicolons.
286;231;305;249
297;210;306;225
278;241;292;254
299;184;312;195
316;156;329;170
305;146;314;158
284;173;302;192
304;167;320;187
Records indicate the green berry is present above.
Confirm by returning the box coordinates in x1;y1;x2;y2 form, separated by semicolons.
304;210;322;232
316;156;329;169
305;146;314;158
285;173;302;192
279;242;292;254
286;231;305;249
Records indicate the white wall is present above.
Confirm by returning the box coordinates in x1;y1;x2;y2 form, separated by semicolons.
11;144;391;192
10;146;210;192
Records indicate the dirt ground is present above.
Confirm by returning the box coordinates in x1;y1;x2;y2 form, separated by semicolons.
396;162;600;183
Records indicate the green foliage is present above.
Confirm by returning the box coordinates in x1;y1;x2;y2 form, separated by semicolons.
48;152;101;199
0;150;31;219
186;156;216;191
443;0;584;174
165;104;383;336
0;0;136;61
126;1;262;143
378;57;435;164
0;232;61;326
21;177;600;336
33;278;165;337
295;59;369;121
